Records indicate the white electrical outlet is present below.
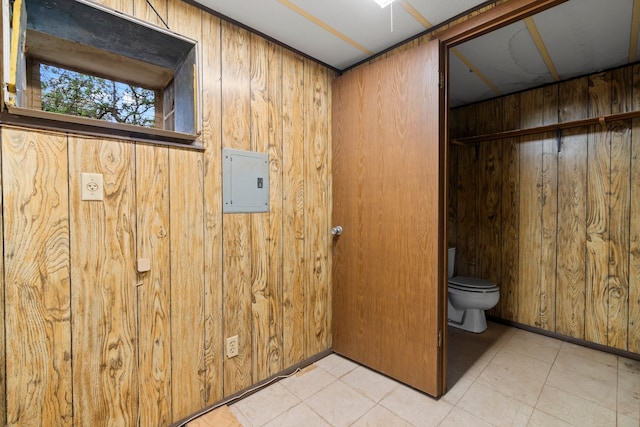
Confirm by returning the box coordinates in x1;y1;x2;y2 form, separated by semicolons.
81;173;104;201
226;335;239;358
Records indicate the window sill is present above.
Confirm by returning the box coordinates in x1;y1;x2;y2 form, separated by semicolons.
0;105;204;150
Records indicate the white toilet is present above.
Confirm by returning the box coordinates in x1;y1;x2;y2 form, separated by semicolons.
447;248;500;333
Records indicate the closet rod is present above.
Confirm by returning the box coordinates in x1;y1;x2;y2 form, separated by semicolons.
450;109;640;146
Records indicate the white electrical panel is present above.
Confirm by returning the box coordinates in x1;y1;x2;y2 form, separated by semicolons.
222;148;269;213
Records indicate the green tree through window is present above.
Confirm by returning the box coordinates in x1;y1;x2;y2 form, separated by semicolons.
40;64;156;127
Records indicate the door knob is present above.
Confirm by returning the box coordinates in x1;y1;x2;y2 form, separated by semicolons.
331;226;343;236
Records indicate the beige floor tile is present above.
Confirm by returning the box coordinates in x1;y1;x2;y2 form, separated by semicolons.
477;361;546;406
560;341;617;365
305;380;376;427
617;413;639;427
457;382;533;426
536;385;616;426
439;407;495;427
314;354;359;378
618;357;640;392
262;403;330;427
546;364;617;409
379;384;453;427
351;404;414;427
341;365;400;402
526;409;573;427
553;349;617;386
231;383;300;426
617;388;639;421
490;348;553;380
442;375;473;406
512;329;563;349
501;335;560;365
280;365;336;400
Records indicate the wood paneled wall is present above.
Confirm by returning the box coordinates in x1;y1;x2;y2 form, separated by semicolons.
450;63;640;355
0;0;333;425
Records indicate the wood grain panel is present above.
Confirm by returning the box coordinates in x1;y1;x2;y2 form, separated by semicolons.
135;144;171;426
133;0;168;29
608;67;632;349
201;11;224;406
518;88;543;327
166;1;207;418
250;33;272;383
630;64;640;353
585;71;611;346
282;51;306;367
608;120;631;349
540;86;558;331
69;136;138;425
304;59;330;357
455;105;478;276
222;21;253;395
477;99;503;303
556;77;589;339
3;128;72;426
499;94;520;321
169;148;206;420
0;128;4;427
266;41;285;376
333;41;442;396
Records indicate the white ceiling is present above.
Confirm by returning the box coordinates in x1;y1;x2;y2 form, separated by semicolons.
191;0;640;107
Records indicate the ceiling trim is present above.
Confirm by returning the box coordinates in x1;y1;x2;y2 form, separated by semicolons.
276;0;373;55
524;17;560;81
451;47;502;95
630;0;640;62
399;0;432;29
435;0;568;47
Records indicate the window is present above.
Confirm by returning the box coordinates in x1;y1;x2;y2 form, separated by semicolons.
3;0;200;146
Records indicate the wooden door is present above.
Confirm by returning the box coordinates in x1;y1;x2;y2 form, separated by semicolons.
332;40;445;397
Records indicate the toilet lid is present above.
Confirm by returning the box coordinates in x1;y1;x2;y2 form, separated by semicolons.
448;276;498;292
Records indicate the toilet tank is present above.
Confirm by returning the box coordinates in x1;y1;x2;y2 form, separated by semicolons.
448;247;456;278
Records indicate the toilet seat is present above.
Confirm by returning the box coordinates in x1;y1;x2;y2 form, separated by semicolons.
448;276;498;293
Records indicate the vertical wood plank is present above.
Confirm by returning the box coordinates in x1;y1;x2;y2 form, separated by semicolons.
540;85;558;331
304;59;330;356
608;67;632;349
136;144;171;426
518;88;543;327
477;99;503;300
585;71;611;346
266;41;285;376
448;109;459;251
282;51;306;367
630;64;640;353
222;21;253;394
455;105;478;276
133;0;168;29
0;128;4;427
69;137;137;426
3;129;72;426
169;148;206;420
201;11;224;406
500;94;520;321
556;77;589;339
166;1;207;417
250;33;272;383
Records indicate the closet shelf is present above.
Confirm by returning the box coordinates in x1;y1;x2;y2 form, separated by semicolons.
450;109;640;145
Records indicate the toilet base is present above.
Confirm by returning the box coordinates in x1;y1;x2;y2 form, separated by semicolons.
447;307;488;333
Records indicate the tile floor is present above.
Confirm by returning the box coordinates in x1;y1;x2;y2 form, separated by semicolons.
200;322;640;426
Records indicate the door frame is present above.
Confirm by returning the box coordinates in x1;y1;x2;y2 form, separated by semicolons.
435;0;568;391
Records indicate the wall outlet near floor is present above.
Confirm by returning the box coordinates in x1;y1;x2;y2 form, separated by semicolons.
226;335;239;358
